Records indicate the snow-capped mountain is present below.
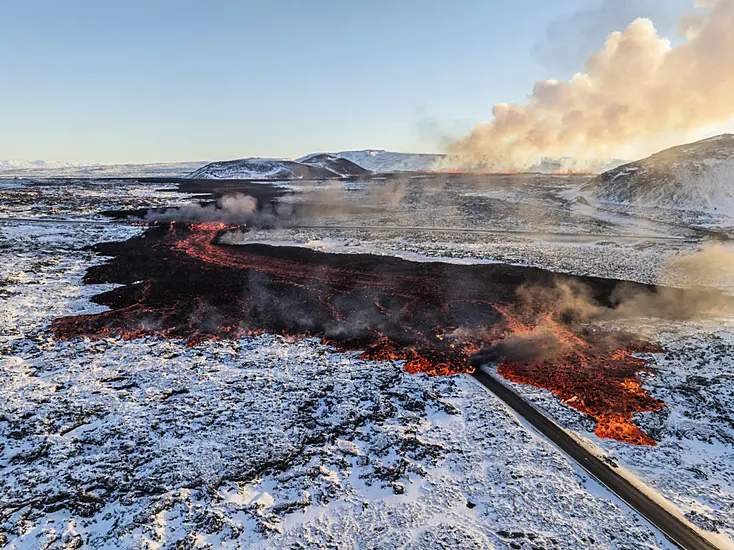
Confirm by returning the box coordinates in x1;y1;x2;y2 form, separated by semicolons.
299;150;445;173
580;134;734;213
188;156;368;180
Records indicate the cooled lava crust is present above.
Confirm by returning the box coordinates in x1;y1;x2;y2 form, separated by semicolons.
53;223;666;445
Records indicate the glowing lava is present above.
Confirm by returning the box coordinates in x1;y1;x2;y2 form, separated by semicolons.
52;223;666;445
489;307;663;446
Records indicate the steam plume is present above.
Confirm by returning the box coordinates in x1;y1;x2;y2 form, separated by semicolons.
142;194;274;226
449;0;734;171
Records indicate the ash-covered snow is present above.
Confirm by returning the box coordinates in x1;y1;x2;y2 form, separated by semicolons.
607;325;734;543
0;178;197;221
0;181;682;548
237;172;701;285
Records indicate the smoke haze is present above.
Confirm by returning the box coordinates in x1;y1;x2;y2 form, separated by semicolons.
663;242;734;287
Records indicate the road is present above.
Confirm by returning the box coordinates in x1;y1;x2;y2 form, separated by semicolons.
472;367;721;550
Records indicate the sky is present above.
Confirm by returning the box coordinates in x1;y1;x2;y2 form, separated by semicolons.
0;0;695;163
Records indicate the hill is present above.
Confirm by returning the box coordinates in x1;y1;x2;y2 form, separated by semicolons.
580;135;734;213
187;156;368;180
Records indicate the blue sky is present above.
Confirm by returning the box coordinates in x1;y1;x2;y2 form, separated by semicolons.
0;0;693;163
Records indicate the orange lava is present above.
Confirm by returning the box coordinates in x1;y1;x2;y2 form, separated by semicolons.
491;306;663;446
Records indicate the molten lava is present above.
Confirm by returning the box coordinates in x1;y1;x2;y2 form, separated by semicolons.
52;223;665;445
488;307;663;446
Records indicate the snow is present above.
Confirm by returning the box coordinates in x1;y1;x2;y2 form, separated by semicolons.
488;318;734;546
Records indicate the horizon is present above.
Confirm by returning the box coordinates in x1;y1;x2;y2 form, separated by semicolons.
3;131;733;169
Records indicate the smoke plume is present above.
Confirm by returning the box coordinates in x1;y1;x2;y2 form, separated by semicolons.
449;0;734;171
479;243;734;361
663;242;734;287
142;194;278;226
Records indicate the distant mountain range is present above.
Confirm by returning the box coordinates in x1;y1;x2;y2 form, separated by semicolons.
187;150;444;180
188;150;627;179
0;160;207;178
580;134;734;215
1;150;628;180
1;160;84;170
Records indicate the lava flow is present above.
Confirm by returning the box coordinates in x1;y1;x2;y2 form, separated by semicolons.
488;307;663;446
53;223;668;445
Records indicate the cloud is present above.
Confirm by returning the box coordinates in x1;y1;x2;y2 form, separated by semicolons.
533;0;677;72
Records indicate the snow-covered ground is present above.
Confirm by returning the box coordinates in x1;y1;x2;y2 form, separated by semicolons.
1;176;732;548
0;179;196;220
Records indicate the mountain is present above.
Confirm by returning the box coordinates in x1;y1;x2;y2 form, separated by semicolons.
299;150;445;173
580;134;734;213
188;156;368;180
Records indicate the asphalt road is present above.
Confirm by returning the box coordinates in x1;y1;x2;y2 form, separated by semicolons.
472;367;721;550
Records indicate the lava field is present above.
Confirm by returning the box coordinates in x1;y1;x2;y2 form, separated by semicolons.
48;221;705;445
